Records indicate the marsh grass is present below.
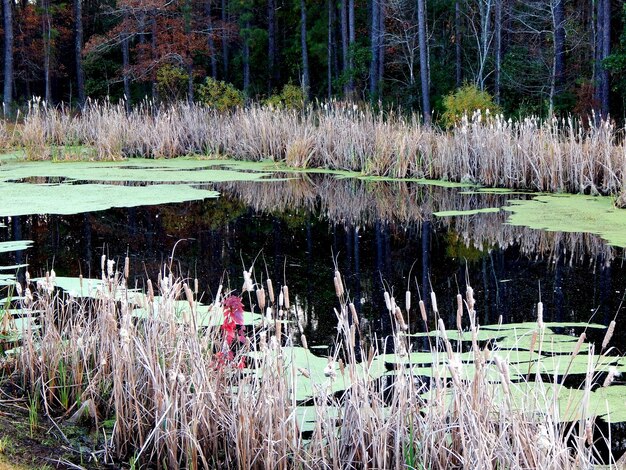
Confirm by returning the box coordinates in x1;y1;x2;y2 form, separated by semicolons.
6;100;626;195
0;257;621;468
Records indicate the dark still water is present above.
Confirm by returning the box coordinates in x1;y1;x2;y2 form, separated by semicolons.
1;174;625;348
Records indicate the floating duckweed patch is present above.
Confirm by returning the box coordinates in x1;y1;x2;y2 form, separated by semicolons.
0;182;219;217
434;207;501;217
504;194;626;247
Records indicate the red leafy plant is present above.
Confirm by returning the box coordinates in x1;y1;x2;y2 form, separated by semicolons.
215;295;247;369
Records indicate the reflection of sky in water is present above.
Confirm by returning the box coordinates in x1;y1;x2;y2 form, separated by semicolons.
1;175;623;351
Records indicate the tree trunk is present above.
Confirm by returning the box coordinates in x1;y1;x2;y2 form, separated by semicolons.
601;0;610;117
348;0;355;96
3;0;13;113
369;0;379;100
221;0;229;80
207;1;218;79
553;0;565;95
417;0;431;123
268;0;277;90
75;0;86;108
300;0;310;100
328;0;333;99
494;0;502;103
43;0;52;104
455;0;461;87
151;13;158;101
594;0;603;114
121;22;131;112
243;20;250;96
341;0;349;97
378;1;385;87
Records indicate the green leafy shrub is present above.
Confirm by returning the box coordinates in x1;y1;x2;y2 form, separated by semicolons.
442;84;501;127
196;77;244;111
156;65;189;104
264;84;305;110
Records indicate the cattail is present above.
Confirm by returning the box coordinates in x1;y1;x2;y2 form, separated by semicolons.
456;294;463;331
283;285;290;309
334;270;344;297
602;320;616;350
384;291;392;311
430;291;438;314
466;286;475;310
184;283;194;308
338;358;345;376
279;289;284;308
147;279;154;302
242;270;253;292
394;307;408;331
324;362;336;379
50;269;56;282
349;302;359;328
215;284;223;303
14;281;22;296
256;288;266;312
603;366;620;387
585;419;594;446
390;296;397;312
537;301;544;329
405;290;411;313
194;278;198;295
350;324;356;346
265;307;273;323
419;300;427;323
267;279;275;304
107;259;115;278
101;254;106;273
124;256;130;279
437;318;448;342
298;367;310;379
529;330;538;355
571;332;586;359
79;274;83;292
301;334;308;349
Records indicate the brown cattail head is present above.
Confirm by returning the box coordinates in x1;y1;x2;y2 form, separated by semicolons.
394;307;408;331
349;302;359;328
456;294;463;331
194;278;199;295
384;291;392;311
602;320;616;350
537;301;544;329
301;334;308;349
101;254;106;273
572;332;586;358
298;367;311;379
147;279;154;303
283;285;290;309
334;270;344;297
256;287;266;312
184;283;194;308
466;286;475;310
419;300;427;323
267;279;275;304
603;367;620;387
124;256;130;279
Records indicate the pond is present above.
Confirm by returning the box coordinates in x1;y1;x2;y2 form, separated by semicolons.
1;156;626;459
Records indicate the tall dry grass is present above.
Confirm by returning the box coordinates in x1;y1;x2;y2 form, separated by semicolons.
7;100;626;195
2;256;619;468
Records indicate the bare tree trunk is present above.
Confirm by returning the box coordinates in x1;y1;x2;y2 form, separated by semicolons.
121;21;131;112
207;1;218;79
594;0;603;114
601;0;610;117
243;20;250;96
369;0;380;100
222;0;229;80
348;0;355;96
3;0;14;113
553;0;565;95
378;1;385;87
494;0;502;103
151;14;158;101
268;0;277;90
341;0;349;97
300;0;310;100
75;0;86;108
455;0;461;87
43;0;52;104
417;0;431;123
328;0;333;99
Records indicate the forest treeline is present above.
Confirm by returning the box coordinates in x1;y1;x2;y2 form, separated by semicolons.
1;0;625;121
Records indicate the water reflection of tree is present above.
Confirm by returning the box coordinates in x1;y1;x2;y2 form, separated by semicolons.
217;175;621;266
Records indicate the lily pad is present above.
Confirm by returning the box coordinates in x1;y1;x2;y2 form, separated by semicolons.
0;240;33;254
434;207;501;217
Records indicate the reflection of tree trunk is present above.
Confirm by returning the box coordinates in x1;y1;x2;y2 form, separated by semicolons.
11;216;23;273
421;219;431;349
375;221;390;335
553;250;564;323
83;213;92;271
354;226;361;317
482;256;490;324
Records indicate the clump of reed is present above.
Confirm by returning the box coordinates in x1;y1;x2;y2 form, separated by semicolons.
5;100;626;195
2;256;619;469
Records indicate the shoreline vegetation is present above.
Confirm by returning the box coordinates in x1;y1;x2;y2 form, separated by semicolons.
1;100;625;204
0;260;624;468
